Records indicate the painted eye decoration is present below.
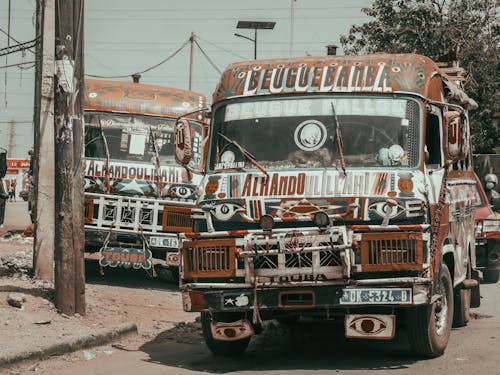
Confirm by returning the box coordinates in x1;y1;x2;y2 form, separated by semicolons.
212;202;244;221
349;316;387;336
84;177;97;190
169;185;196;199
368;201;405;220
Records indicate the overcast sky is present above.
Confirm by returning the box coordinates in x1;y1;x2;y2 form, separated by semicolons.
1;0;373;158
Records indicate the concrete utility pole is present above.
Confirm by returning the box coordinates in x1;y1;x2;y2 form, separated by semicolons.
33;0;56;282
8;119;16;156
53;0;85;315
189;32;194;90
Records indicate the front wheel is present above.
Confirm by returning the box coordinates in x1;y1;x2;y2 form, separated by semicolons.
201;312;251;356
483;270;500;284
407;264;453;358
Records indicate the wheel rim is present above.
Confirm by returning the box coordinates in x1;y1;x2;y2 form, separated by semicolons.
434;281;449;336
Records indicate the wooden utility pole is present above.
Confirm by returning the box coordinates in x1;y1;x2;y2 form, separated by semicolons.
53;0;85;315
33;0;56;282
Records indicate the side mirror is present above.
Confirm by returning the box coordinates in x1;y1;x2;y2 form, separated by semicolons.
174;118;192;166
0;150;7;178
443;111;468;163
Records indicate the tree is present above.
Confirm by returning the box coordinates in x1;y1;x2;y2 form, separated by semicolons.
340;0;499;153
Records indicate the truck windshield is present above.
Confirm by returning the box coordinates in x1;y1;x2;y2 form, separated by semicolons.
209;97;420;171
85;112;203;169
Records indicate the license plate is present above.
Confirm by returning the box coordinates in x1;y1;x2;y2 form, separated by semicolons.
340;288;412;304
149;236;178;248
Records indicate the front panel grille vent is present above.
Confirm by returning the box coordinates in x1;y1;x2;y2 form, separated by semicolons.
361;232;423;271
182;239;235;278
163;206;193;232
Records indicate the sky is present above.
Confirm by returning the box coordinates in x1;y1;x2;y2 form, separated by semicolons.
0;0;373;158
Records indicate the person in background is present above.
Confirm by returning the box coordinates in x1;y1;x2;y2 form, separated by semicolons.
8;183;14;202
0;149;7;225
12;180;16;202
0;180;7;226
484;173;500;207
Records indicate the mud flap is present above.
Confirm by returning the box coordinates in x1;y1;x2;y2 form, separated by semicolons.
210;319;255;342
345;314;395;339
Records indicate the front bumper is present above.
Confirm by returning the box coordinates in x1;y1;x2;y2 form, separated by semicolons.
182;279;432;312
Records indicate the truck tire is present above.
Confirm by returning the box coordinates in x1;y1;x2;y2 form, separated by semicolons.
201;312;251;356
407;264;453;358
483;270;500;284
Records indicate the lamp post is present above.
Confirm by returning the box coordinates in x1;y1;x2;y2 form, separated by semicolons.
234;20;276;60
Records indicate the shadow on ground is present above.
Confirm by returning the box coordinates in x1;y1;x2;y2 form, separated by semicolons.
139;319;419;373
84;260;178;292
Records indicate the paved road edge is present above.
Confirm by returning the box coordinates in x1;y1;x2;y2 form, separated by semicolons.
0;322;138;367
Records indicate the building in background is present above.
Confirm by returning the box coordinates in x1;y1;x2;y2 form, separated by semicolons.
6;159;30;201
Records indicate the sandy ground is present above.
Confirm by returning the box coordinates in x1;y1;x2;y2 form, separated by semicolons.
0;232;199;374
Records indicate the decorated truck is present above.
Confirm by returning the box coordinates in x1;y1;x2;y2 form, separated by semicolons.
176;54;479;357
84;79;207;278
472;173;500;283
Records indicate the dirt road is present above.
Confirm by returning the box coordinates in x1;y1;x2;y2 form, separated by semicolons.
2;205;499;374
6;269;500;375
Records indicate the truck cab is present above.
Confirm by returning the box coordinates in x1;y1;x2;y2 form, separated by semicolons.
177;54;479;357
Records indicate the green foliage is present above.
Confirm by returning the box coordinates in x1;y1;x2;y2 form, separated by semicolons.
340;0;499;153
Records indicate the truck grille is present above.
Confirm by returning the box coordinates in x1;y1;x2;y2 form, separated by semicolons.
361;232;423;271
84;193;194;235
182;239;235;278
162;206;193;232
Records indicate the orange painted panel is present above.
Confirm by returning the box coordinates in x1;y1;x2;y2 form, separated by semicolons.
85;79;206;120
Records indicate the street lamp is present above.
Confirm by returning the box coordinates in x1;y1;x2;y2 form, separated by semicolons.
234;20;276;60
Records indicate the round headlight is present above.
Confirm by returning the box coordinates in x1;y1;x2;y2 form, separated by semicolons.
314;211;330;228
259;214;275;231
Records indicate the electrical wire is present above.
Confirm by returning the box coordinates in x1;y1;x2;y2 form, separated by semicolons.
0;61;37;69
0;38;39;57
193;39;221;75
0;29;37;55
84;15;367;21
85;38;190;79
195;35;247;60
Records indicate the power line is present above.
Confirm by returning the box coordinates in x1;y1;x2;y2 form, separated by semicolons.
0;26;36;55
0;121;32;124
194;39;222;75
84;16;368;21
83;6;371;12
193;36;247;60
85;38;190;79
0;60;36;69
0;37;39;57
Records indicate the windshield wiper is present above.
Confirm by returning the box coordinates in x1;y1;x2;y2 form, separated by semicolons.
331;103;346;176
98;118;112;193
217;132;268;179
149;126;164;195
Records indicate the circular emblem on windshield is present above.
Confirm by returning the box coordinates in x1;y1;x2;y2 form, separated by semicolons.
294;120;327;151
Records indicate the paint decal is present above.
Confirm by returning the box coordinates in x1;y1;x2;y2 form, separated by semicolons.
223;293;251;308
99;247;152;270
345;314;395;339
294;120;327;151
